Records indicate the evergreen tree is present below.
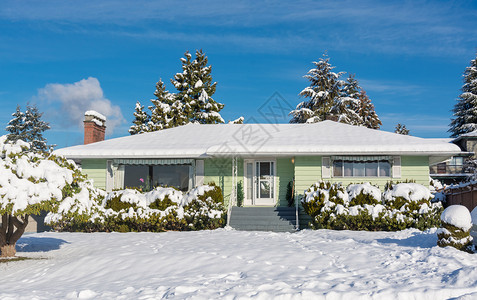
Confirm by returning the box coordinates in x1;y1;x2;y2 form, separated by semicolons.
129;101;150;135
332;74;363;126
290;53;344;123
395;123;410;135
358;90;382;129
291;53;381;128
449;53;477;137
6;104;51;152
228;116;244;124
24;104;51;152
148;80;171;131
171;50;224;125
129;49;225;134
6;105;26;143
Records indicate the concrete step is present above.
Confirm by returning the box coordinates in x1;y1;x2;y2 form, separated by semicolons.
232;224;297;233
230;217;297;226
231;207;296;216
229;206;298;232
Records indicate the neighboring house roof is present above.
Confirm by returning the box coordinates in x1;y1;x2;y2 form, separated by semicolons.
54;121;462;164
452;130;477;143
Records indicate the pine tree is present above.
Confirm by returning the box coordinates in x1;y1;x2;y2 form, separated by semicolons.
290;53;344;123
24;104;51;152
449;53;477;137
6;105;26;143
395;123;409;135
358;90;382;129
6;104;51;152
129;101;150;135
228;116;244;124
129;49;225;134
171;50;224;125
147;79;177;131
332;74;363;126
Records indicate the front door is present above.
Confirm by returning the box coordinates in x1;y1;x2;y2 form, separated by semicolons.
244;160;275;206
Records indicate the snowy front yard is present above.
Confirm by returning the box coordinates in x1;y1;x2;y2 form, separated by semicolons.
2;229;477;299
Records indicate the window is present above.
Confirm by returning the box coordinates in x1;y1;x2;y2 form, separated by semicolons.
124;165;150;189
450;156;464;166
333;158;391;177
124;164;191;191
152;165;190;191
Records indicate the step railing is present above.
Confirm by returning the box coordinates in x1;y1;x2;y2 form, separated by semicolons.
226;156;238;227
293;179;299;231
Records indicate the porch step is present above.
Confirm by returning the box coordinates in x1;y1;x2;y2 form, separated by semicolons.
229;207;297;232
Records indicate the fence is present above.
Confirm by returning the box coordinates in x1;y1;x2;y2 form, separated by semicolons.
444;183;477;212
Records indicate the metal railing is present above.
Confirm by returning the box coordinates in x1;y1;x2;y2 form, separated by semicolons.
293;179;299;231
226;157;238;227
430;164;469;175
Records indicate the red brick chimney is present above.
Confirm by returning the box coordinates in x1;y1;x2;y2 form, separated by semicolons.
84;110;106;145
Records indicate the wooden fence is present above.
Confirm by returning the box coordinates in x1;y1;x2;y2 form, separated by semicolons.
444;183;477;212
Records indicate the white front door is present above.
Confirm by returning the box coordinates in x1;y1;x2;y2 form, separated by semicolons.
244;160;275;206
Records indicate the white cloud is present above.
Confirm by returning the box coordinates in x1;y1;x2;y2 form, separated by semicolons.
360;79;425;95
37;77;125;134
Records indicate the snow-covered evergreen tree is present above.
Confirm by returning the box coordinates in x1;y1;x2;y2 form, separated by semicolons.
171;50;224;125
148;79;186;131
358;90;382;129
449;53;477;137
6;105;26;143
290;53;344;123
129;101;150;135
129;50;225;134
395;123;409;135
24;104;51;152
291;54;382;128
6;104;51;152
332;74;362;126
228;116;244;124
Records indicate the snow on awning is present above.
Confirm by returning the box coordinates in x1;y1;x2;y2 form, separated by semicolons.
113;159;194;166
332;156;393;161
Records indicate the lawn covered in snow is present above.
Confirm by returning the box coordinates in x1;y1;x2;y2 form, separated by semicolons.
2;229;477;299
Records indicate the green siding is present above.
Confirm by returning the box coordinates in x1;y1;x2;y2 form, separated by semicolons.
294;156;322;202
401;156;429;186
81;159;107;190
203;158;244;206
277;158;294;206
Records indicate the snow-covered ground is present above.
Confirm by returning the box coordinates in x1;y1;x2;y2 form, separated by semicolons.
2;229;477;299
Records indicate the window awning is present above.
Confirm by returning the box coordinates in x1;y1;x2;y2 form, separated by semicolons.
113;159;194;166
332;156;393;161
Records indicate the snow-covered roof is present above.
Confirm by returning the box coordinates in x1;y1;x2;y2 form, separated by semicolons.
54;121;462;163
460;130;477;137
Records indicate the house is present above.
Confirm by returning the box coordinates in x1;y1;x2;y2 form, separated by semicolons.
429;132;477;184
55;112;463;210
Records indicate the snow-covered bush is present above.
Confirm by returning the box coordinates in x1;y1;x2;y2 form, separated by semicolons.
437;205;473;252
183;183;225;230
302;181;442;231
0;137;97;256
302;181;348;220
383;183;433;211
46;183;225;232
347;183;381;206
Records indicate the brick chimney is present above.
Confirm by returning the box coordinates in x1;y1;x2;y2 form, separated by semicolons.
84;110;106;145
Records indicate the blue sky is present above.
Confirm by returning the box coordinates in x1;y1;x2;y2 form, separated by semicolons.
1;0;476;148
